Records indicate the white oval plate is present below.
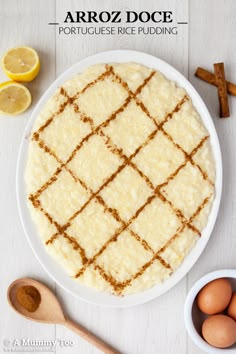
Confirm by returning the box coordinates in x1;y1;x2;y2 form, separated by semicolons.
16;50;222;307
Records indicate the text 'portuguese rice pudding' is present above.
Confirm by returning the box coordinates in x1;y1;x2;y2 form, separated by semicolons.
26;63;215;296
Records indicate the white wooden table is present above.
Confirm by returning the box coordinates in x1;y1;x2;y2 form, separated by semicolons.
1;1;236;353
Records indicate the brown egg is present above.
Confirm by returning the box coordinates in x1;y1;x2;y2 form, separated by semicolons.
197;278;232;314
228;292;236;321
202;314;236;348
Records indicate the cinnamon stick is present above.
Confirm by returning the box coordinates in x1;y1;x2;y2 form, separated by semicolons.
213;63;230;118
195;67;236;96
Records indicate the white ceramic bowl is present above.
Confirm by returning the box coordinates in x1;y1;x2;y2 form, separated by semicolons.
17;50;222;307
184;269;236;353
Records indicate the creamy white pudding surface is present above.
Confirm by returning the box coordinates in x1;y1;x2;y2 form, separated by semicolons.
25;62;215;295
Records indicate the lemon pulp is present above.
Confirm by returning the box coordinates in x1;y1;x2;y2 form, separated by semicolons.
2;46;40;82
0;81;32;115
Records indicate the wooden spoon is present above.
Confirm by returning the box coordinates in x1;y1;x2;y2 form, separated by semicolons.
7;278;120;354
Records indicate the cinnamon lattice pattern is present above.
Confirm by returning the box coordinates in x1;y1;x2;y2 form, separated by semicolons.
29;64;214;295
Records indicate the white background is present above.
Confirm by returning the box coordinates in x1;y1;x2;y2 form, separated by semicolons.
0;1;236;353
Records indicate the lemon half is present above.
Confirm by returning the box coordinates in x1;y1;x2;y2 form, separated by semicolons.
1;46;40;82
0;81;32;115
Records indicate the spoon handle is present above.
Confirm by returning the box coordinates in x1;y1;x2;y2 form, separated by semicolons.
65;318;120;354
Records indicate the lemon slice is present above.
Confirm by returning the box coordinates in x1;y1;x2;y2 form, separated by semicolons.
0;81;32;115
1;46;40;82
